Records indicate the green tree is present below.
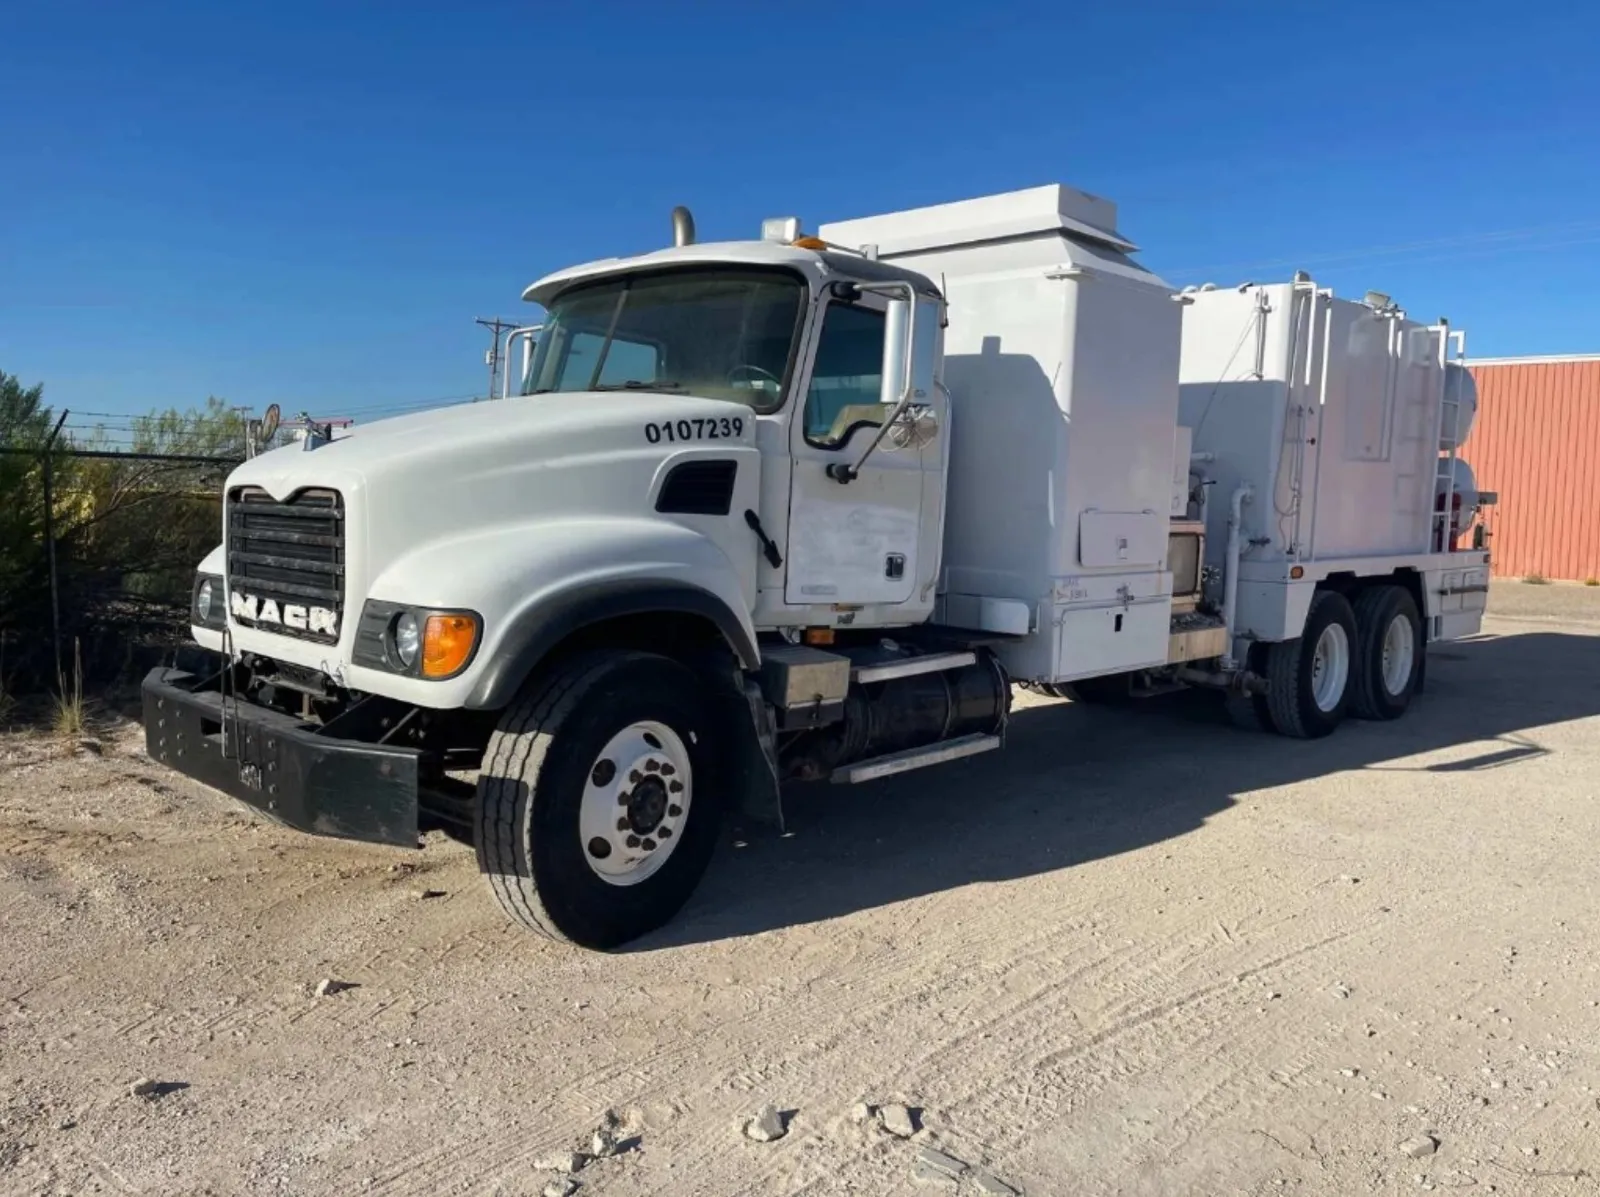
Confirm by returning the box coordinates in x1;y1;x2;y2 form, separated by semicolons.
1;376;246;689
0;370;55;636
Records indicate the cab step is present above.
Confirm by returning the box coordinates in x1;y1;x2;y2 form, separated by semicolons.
831;732;1001;784
852;650;976;685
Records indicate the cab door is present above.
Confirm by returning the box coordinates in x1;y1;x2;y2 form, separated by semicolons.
784;293;939;608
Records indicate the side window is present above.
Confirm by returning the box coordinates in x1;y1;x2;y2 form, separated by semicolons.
804;304;886;447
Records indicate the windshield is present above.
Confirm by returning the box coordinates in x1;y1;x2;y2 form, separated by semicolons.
521;267;805;409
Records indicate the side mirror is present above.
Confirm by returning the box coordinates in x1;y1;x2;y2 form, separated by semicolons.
828;286;941;483
503;325;544;398
878;297;913;410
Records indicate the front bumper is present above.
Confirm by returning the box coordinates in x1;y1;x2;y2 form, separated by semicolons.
141;667;421;848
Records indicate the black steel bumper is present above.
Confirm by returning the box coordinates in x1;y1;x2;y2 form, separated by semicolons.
141;667;421;848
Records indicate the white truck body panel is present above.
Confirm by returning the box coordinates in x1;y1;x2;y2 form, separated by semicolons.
1179;282;1487;646
1179;284;1444;562
822;187;1183;684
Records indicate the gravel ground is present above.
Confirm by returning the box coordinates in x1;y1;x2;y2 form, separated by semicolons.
3;581;1599;1196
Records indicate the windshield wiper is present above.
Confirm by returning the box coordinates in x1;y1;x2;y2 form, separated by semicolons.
591;380;684;392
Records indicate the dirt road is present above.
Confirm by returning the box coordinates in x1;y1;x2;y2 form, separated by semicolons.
4;583;1600;1196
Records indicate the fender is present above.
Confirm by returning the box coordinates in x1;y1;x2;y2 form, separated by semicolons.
463;575;760;709
356;517;760;710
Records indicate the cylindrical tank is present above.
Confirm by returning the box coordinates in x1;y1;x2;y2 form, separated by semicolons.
1442;363;1478;449
780;651;1010;781
1434;456;1480;547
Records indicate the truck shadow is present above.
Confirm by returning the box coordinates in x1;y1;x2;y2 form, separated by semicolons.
638;629;1600;949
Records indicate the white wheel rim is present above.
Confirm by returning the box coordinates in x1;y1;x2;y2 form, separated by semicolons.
1380;612;1415;697
1310;622;1350;713
578;721;692;887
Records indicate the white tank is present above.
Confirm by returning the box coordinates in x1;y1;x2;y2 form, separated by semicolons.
1442;363;1477;448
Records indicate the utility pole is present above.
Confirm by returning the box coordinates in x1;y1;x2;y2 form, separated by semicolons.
475;316;522;401
42;409;69;682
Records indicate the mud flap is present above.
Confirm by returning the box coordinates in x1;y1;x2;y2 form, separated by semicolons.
728;675;784;834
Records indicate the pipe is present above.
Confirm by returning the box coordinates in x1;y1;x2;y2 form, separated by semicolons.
671;205;696;247
1221;483;1254;671
1175;666;1267;694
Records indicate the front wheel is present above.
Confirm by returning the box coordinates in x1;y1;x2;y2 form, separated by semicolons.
475;651;724;949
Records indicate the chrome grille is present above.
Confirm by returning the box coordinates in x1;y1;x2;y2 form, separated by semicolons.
226;487;346;644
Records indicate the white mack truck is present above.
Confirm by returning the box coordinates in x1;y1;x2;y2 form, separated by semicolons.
142;184;1492;948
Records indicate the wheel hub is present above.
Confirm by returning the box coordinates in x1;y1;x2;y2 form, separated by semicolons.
626;776;669;835
578;721;692;886
1310;622;1351;713
1380;612;1415;696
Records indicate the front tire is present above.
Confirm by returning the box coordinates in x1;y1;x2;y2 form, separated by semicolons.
475;651;724;949
1349;585;1422;720
1262;590;1358;739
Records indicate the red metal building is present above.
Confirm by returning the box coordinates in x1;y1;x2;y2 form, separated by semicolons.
1464;355;1600;582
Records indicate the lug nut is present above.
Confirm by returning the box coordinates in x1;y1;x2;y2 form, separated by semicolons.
668;804;682;817
616;817;630;832
644;760;661;773
660;764;675;776
668;780;684;793
625;834;641;848
641;838;656;851
657;826;673;839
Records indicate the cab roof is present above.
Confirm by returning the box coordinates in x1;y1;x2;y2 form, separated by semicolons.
522;240;940;308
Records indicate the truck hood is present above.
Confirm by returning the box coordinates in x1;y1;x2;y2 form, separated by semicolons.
220;390;764;663
230;391;754;498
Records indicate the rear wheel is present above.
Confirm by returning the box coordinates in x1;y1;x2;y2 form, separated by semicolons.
1349;584;1422;720
1262;590;1358;739
475;651;723;949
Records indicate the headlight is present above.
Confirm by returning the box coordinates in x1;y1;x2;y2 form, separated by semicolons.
192;572;224;628
393;612;421;668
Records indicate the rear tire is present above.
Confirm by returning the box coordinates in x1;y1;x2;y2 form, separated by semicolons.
1349;585;1422;720
1262;590;1358;739
475;651;724;949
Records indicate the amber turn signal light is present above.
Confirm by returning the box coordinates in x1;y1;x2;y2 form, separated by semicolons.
422;613;479;678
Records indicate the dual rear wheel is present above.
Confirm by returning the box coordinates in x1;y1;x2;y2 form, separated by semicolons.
1251;584;1423;739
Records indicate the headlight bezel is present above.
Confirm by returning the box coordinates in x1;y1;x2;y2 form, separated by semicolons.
351;600;482;681
191;572;226;630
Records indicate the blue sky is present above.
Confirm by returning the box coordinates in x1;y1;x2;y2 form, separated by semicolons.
3;1;1597;423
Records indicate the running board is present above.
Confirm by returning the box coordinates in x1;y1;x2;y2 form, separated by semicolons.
831;733;1001;784
852;651;976;685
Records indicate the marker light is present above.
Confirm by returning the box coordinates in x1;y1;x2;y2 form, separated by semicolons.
422;613;479;678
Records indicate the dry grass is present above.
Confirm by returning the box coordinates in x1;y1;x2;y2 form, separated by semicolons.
0;634;15;727
52;638;87;740
1523;573;1550;585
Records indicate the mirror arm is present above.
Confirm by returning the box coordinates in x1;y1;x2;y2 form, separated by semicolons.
827;381;914;483
829;281;921;484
